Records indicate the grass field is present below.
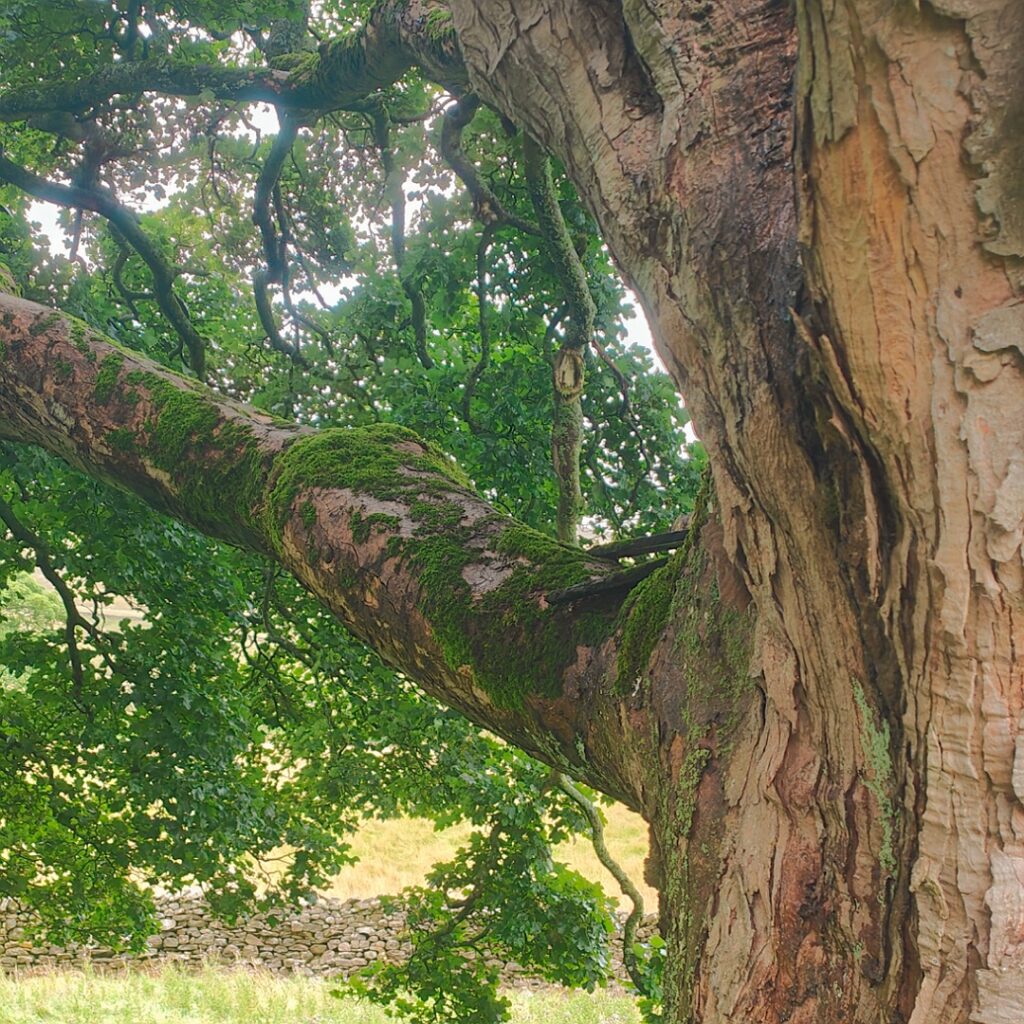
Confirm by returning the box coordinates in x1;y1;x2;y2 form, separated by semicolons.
0;967;640;1024
319;805;656;910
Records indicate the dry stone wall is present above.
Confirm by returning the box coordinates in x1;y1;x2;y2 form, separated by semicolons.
0;893;658;988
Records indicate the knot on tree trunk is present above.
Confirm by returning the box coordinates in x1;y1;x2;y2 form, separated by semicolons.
553;346;585;399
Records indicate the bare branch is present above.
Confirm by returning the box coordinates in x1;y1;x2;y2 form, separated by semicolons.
439;95;539;236
0;490;96;717
0;153;207;377
373;108;433;370
462;225;496;430
251;117;308;367
552;771;649;993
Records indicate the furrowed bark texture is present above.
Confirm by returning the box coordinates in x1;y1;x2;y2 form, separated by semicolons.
797;4;1024;1021
447;0;1024;1021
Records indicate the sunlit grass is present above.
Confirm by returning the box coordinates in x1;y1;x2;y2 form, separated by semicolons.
0;966;640;1024
307;803;656;911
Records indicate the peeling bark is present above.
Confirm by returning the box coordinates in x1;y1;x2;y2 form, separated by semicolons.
446;1;1024;1021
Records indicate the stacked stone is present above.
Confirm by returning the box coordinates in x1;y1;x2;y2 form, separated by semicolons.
0;894;659;987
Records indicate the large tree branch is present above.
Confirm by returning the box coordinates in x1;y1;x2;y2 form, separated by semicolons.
0;1;466;124
0;290;648;806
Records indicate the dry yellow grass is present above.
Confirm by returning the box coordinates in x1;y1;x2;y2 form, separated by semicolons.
318;803;657;911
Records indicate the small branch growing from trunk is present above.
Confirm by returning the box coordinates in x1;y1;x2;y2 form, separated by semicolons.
551;771;648;992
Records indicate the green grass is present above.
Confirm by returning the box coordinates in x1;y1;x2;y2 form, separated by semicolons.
0;966;640;1023
306;804;656;911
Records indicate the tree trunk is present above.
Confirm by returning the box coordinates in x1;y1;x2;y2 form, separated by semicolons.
1;2;1022;1022
449;1;1024;1021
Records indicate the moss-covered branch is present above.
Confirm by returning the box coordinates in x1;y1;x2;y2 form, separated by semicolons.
0;1;466;124
523;135;595;544
0;290;657;804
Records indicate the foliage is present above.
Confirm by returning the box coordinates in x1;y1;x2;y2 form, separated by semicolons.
0;0;701;1015
341;752;616;1022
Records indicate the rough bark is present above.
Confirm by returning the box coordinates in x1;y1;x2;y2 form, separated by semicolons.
1;2;1022;1022
447;1;1024;1022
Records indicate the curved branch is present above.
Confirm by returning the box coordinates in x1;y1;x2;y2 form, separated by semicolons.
522;136;595;351
552;771;647;993
462;225;495;430
439;95;539;236
251;118;308;367
0;1;467;124
0;153;207;377
0;490;96;717
373;108;433;370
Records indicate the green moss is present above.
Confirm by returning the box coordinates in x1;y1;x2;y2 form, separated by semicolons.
263;424;468;548
68;316;90;354
494;524;577;563
410;522;611;708
369;518;609;710
272;49;320;82
145;379;220;468
93;353;124;403
351;511;401;544
615;558;682;694
676;748;711;835
122;371;267;532
54;357;73;382
301;501;317;529
852;680;898;881
424;7;456;41
615;471;713;694
409;500;463;530
106;427;137;453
